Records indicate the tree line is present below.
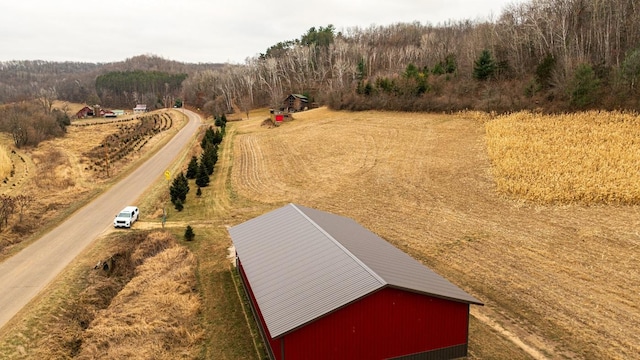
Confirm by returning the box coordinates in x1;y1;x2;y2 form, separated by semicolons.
0;55;221;107
95;70;187;109
181;0;640;113
170;120;226;211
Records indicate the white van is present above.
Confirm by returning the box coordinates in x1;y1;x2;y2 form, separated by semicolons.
114;206;139;228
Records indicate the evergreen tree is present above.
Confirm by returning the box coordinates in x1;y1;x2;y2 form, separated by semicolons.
444;54;457;74
569;63;600;108
473;49;496;81
184;225;195;241
174;198;184;211
432;62;445;75
195;160;210;188
201;126;223;148
621;48;640;91
356;58;366;81
402;64;429;95
169;171;189;205
186;156;198;179
404;63;420;79
201;127;214;149
363;81;374;96
536;54;556;89
300;25;335;47
201;143;218;175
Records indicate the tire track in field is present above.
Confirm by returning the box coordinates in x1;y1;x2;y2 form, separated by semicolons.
235;135;270;198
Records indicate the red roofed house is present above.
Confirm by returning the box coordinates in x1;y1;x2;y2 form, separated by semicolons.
228;203;483;360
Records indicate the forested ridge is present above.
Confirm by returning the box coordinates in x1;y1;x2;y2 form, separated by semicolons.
96;71;187;109
0;55;221;107
1;0;639;114
184;0;640;114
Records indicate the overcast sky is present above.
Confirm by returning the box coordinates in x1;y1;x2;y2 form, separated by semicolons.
1;0;525;64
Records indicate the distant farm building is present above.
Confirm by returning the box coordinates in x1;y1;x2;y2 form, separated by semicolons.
229;203;483;360
283;94;308;112
75;106;94;118
269;109;292;126
133;104;147;114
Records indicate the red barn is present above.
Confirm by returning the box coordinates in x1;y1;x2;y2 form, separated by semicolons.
75;106;94;118
229;203;483;360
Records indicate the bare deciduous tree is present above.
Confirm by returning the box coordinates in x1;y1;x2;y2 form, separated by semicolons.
37;87;57;115
0;195;15;230
14;194;33;222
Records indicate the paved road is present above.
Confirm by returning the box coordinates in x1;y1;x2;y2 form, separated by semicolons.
0;109;202;330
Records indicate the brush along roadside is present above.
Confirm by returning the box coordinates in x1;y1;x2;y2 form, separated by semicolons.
23;231;202;359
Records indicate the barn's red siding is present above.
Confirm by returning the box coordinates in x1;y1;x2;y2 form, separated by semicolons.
280;287;469;360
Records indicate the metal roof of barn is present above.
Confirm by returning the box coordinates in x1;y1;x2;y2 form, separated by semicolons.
228;203;482;338
287;94;308;101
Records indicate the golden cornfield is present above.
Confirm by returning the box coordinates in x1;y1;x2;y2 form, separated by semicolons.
485;111;640;204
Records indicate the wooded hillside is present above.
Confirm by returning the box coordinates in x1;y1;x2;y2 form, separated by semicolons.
182;0;640;113
0;55;221;109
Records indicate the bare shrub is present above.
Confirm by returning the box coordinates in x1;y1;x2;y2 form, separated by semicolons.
30;147;77;190
77;245;202;359
130;231;176;265
30;231;200;359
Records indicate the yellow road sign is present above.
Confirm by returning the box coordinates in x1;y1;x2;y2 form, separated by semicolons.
164;170;171;180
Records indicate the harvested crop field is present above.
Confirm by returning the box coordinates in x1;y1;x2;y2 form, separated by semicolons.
230;108;639;359
486;111;640;204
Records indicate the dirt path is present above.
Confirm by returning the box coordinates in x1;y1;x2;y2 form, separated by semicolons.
472;306;559;360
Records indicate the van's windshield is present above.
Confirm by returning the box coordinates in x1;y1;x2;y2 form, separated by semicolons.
118;212;131;218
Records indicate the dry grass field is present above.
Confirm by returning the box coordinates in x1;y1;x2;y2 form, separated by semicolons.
0;144;11;180
229;107;639;359
1;105;638;359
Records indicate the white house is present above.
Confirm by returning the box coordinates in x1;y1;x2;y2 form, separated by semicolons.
133;104;147;114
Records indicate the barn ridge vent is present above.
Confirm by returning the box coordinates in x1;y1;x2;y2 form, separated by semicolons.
289;203;387;286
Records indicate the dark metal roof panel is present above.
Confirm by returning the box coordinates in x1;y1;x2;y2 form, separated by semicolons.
229;204;384;338
293;204;483;305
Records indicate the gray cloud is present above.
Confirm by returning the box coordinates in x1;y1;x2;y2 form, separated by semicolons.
1;0;524;64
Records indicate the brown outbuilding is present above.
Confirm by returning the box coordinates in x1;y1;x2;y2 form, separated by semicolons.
282;94;308;112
